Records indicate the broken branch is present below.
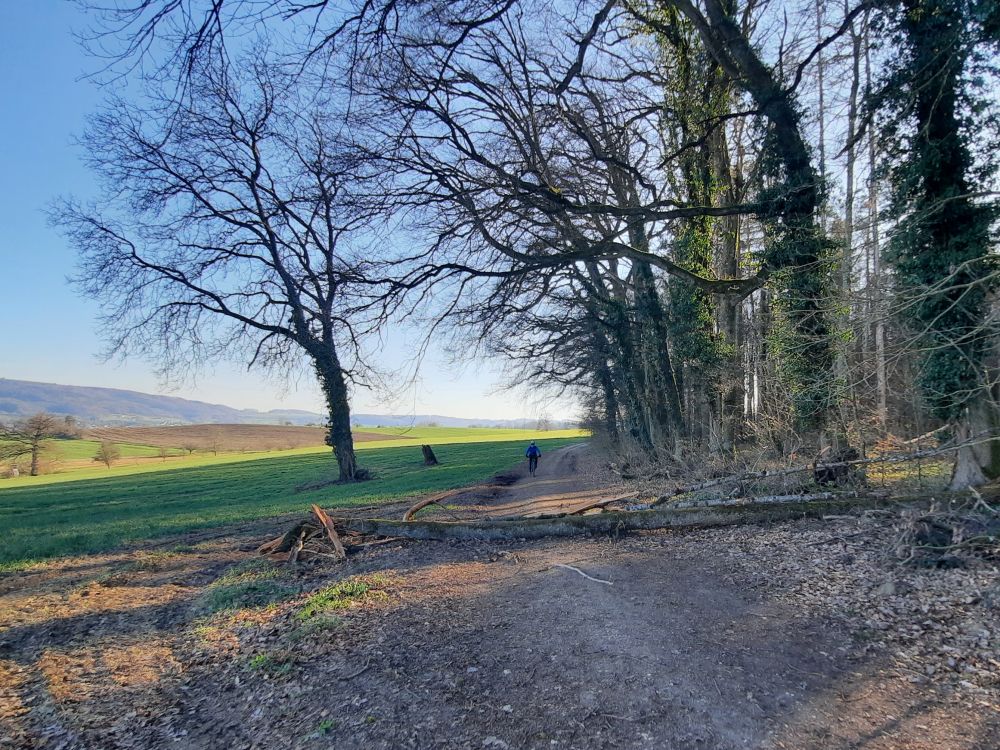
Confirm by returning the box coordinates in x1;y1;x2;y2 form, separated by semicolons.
311;504;347;561
553;563;613;585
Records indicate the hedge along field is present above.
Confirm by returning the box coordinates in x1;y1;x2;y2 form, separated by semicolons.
0;436;584;568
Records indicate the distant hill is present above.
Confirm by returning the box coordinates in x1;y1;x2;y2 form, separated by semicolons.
0;379;576;428
0;379;323;426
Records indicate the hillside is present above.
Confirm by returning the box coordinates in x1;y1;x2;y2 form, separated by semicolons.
0;379;576;428
0;379;323;426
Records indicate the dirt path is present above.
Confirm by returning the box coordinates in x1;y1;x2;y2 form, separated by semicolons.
2;449;998;749
425;443;635;520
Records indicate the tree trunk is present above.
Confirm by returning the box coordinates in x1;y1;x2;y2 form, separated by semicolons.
633;261;684;444
30;445;40;477
814;0;828;226
596;347;620;445
866;21;888;432
839;12;862;427
592;264;654;453
709;123;743;451
583;305;621;446
315;353;358;482
950;402;1000;490
684;0;835;431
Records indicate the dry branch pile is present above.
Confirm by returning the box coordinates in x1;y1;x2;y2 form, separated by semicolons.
892;497;1000;568
257;504;399;563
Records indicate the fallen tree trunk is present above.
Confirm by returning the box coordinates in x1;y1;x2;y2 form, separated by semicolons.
403;489;459;522
653;439;995;505
526;492;639;519
343;496;913;543
402;479;516;521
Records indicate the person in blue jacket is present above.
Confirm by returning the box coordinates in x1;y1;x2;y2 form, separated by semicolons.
525;441;541;477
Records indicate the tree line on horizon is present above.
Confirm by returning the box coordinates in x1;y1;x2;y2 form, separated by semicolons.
56;0;1000;486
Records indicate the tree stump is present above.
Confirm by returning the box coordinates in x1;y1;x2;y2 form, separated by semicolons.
813;447;861;486
422;445;439;466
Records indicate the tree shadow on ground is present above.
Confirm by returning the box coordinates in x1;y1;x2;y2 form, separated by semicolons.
2;529;995;749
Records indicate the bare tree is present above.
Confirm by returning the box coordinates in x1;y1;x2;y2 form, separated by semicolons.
94;440;121;468
56;49;388;481
0;413;60;476
208;427;223;456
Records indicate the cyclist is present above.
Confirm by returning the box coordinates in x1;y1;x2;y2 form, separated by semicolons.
525;441;541;477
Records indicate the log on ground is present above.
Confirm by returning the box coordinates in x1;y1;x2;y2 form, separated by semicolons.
344;496;917;542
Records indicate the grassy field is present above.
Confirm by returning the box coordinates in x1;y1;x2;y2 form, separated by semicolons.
51;439;173;460
2;427;584;487
82;424;398;452
0;434;584;568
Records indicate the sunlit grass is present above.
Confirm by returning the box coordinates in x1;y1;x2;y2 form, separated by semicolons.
296;574;388;620
0;427;586;488
0;436;583;566
49;438;174;460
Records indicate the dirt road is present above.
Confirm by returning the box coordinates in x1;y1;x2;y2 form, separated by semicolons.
2;445;997;749
423;443;636;520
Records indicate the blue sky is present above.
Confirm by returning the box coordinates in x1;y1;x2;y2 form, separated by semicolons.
0;2;572;420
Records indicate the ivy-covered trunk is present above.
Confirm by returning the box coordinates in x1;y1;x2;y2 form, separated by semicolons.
884;0;1000;488
633;260;684;446
711;127;744;452
699;0;836;432
314;351;358;482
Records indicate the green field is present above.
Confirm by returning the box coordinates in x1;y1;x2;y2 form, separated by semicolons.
0;435;584;568
50;439;177;460
2;427;584;488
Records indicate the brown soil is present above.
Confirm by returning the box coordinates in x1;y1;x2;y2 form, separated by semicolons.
1;446;997;749
83;424;403;452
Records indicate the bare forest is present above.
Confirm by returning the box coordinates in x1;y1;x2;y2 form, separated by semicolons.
58;0;1000;489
